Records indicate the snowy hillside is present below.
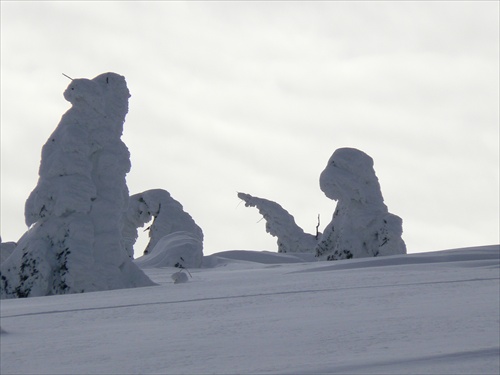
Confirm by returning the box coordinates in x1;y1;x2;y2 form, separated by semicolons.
0;245;498;374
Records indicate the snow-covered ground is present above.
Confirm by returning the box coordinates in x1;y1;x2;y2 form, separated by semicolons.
1;245;499;374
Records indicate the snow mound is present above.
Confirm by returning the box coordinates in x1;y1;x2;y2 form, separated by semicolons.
203;250;316;267
171;270;190;284
134;231;203;269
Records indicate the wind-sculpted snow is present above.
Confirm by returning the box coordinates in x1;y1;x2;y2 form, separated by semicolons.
123;189;203;257
134;231;203;269
1;73;155;299
316;148;406;260
237;192;318;253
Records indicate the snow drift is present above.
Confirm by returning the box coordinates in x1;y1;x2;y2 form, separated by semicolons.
134;231;203;269
1;73;155;299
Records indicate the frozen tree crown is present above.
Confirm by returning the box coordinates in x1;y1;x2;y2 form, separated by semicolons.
320;148;384;205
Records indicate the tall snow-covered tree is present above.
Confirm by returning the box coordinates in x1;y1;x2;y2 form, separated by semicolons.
122;188;204;257
0;73;155;299
315;148;406;260
237;192;318;253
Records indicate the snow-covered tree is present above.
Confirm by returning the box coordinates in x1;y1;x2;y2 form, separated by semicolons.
315;148;406;260
237;148;406;261
237;192;318;253
0;72;155;299
122;188;204;257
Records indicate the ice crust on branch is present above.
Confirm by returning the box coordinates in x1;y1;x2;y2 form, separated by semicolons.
237;192;318;253
122;188;204;257
1;72;155;299
315;148;406;260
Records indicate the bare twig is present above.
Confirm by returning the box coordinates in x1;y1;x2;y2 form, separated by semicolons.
315;214;321;240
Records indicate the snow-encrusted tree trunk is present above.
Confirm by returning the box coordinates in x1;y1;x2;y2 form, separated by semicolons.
0;73;155;299
237;192;317;253
122;189;204;257
315;148;406;260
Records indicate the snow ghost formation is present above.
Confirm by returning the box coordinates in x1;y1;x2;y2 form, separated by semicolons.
1;72;155;299
315;148;406;260
123;189;204;268
238;148;406;260
237;193;318;253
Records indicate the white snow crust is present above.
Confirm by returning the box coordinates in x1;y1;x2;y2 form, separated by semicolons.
1;245;498;374
0;73;154;299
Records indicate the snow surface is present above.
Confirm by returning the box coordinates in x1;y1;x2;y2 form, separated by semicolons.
1;244;498;374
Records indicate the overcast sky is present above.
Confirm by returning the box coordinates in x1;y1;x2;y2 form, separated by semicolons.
1;1;499;257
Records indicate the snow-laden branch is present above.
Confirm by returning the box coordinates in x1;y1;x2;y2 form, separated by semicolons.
237;192;318;253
